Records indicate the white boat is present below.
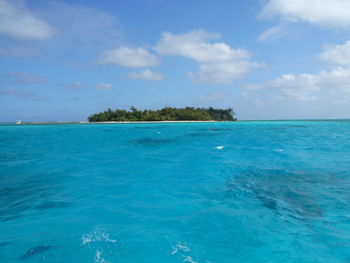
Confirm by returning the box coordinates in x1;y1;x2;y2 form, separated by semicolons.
16;120;21;125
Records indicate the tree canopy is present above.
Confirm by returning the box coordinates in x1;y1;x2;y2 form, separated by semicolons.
88;107;236;122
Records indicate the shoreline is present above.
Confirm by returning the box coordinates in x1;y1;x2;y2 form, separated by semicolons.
88;120;219;124
11;120;222;125
3;119;350;125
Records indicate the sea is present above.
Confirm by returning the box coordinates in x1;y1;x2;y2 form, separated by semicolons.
0;121;349;263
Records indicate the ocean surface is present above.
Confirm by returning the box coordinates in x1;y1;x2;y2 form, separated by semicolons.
0;121;350;263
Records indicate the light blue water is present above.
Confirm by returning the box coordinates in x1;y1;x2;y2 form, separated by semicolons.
0;121;350;263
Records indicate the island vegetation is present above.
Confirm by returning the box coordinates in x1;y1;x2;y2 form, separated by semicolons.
88;107;236;122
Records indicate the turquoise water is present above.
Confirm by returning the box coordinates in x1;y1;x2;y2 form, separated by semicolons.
1;121;350;263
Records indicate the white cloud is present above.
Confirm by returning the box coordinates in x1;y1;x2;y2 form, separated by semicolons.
41;1;121;52
0;0;53;40
128;69;164;81
99;47;160;67
63;82;83;90
250;67;350;101
258;22;290;42
0;47;31;56
95;83;112;90
267;73;320;101
243;84;263;91
155;30;250;62
189;61;261;84
261;0;350;28
0;88;47;101
319;40;350;67
199;93;227;102
1;2;123;59
154;30;261;84
1;71;45;84
248;36;350;102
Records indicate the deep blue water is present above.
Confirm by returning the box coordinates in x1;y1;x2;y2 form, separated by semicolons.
0;121;350;263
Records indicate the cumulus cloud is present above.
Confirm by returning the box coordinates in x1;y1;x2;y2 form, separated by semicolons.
248;35;350;101
0;0;53;40
128;69;164;81
247;67;350;101
99;47;160;67
95;83;112;90
0;1;122;58
154;30;261;84
155;30;250;62
319;40;350;67
189;61;261;84
260;0;350;28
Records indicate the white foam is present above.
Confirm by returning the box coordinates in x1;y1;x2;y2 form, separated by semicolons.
171;244;201;263
94;250;111;263
184;256;198;263
215;146;224;150
171;244;190;255
81;230;117;246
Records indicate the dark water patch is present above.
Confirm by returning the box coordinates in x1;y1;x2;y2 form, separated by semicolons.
0;176;59;221
263;127;287;131
226;169;326;219
186;132;223;137
131;137;176;146
258;196;278;211
35;201;71;210
0;137;15;143
21;245;51;260
288;125;308;128
0;241;10;247
0;152;28;162
102;129;118;132
195;128;232;132
134;126;157;130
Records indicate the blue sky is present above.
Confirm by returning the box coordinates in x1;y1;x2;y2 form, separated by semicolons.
1;0;350;121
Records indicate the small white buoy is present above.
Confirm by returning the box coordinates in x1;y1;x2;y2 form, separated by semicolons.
215;146;224;150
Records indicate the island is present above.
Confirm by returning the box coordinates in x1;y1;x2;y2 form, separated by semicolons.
88;107;236;122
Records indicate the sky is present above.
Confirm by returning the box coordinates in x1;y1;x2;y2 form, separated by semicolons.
1;0;350;121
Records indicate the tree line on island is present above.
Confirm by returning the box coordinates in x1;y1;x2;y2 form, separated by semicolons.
88;106;236;122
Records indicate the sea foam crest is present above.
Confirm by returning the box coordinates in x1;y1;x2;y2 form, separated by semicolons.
171;244;190;255
94;250;111;263
171;244;202;263
81;230;118;246
184;256;198;263
215;146;224;150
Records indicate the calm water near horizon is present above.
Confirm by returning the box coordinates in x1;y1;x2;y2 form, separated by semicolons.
1;121;350;262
